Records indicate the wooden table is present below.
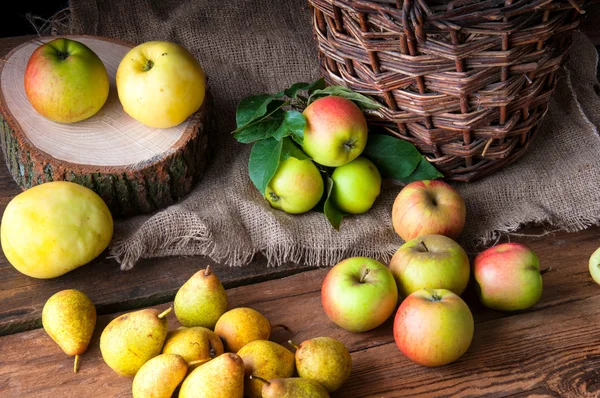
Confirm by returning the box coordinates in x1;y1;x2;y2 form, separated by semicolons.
2;11;600;396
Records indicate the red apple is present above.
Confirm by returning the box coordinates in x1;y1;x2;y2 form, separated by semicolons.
321;257;398;333
394;288;474;367
24;38;109;123
302;96;368;167
389;234;470;297
392;180;466;241
473;242;542;311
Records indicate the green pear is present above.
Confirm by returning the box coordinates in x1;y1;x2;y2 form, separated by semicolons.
291;337;352;393
251;376;330;398
179;353;245;398
163;326;224;366
132;354;188;398
237;340;295;398
100;307;171;376
42;289;96;373
174;265;228;329
214;307;270;353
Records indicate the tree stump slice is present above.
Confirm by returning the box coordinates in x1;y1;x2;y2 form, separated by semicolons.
0;36;212;216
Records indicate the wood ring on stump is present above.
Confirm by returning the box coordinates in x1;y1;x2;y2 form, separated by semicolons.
0;36;212;216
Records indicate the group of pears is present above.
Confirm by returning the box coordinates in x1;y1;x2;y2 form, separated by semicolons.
41;265;353;397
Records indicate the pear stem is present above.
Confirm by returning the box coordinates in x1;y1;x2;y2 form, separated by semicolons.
188;358;211;367
204;265;212;276
418;241;429;253
158;306;173;319
73;355;80;373
271;324;291;333
288;340;300;351
249;375;270;385
359;268;370;283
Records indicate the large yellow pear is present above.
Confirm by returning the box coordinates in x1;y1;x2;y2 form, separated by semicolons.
1;181;113;279
116;41;206;128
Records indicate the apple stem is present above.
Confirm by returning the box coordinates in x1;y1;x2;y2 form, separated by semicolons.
204;265;212;276
157;306;173;319
418;241;429;253
288;340;300;351
73;355;80;373
359;268;371;283
249;375;270;385
540;267;553;276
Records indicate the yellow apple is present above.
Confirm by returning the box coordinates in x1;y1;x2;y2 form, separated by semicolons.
116;41;206;128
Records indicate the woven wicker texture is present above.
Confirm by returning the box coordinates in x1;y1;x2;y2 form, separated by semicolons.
309;0;589;181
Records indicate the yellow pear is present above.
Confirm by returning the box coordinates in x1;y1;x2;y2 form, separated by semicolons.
237;340;295;398
179;353;244;398
42;289;96;372
100;307;171;376
132;354;188;398
291;337;352;393
174;266;228;329
214;307;270;353
162;326;224;366
250;376;330;398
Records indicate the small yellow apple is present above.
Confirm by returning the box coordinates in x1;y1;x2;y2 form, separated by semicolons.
116;41;206;128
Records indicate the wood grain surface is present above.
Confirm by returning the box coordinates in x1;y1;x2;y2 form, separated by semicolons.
2;229;600;397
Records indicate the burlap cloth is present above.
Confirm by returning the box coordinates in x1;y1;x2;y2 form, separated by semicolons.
65;0;600;270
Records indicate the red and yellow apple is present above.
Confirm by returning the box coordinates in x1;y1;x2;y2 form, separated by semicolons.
394;288;474;367
24;38;109;123
473;243;542;311
265;155;324;215
389;234;470;298
302;96;368;167
116;41;205;128
392;180;466;241
321;257;398;333
331;157;381;214
590;247;600;285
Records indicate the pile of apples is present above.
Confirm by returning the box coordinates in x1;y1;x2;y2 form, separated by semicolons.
24;37;205;128
321;179;544;367
266;96;380;215
41;266;352;398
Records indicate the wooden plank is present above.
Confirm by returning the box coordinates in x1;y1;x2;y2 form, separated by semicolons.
2;226;600;397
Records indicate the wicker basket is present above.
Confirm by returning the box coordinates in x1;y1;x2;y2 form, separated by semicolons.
308;0;591;182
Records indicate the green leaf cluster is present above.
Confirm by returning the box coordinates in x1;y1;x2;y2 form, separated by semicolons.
233;78;443;229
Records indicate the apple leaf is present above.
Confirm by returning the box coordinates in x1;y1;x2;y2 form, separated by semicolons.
402;157;444;183
234;110;285;144
323;177;344;230
236;94;277;128
308;86;382;110
248;138;283;195
272;110;306;144
280;79;327;99
280;137;310;161
362;135;423;179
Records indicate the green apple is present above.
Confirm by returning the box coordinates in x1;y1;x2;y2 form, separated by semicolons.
265;154;324;215
302;96;368;167
24;38;109;123
589;247;600;285
331;157;381;214
474;242;542;311
389;234;470;297
394;288;474;367
321;257;398;333
117;41;206;128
